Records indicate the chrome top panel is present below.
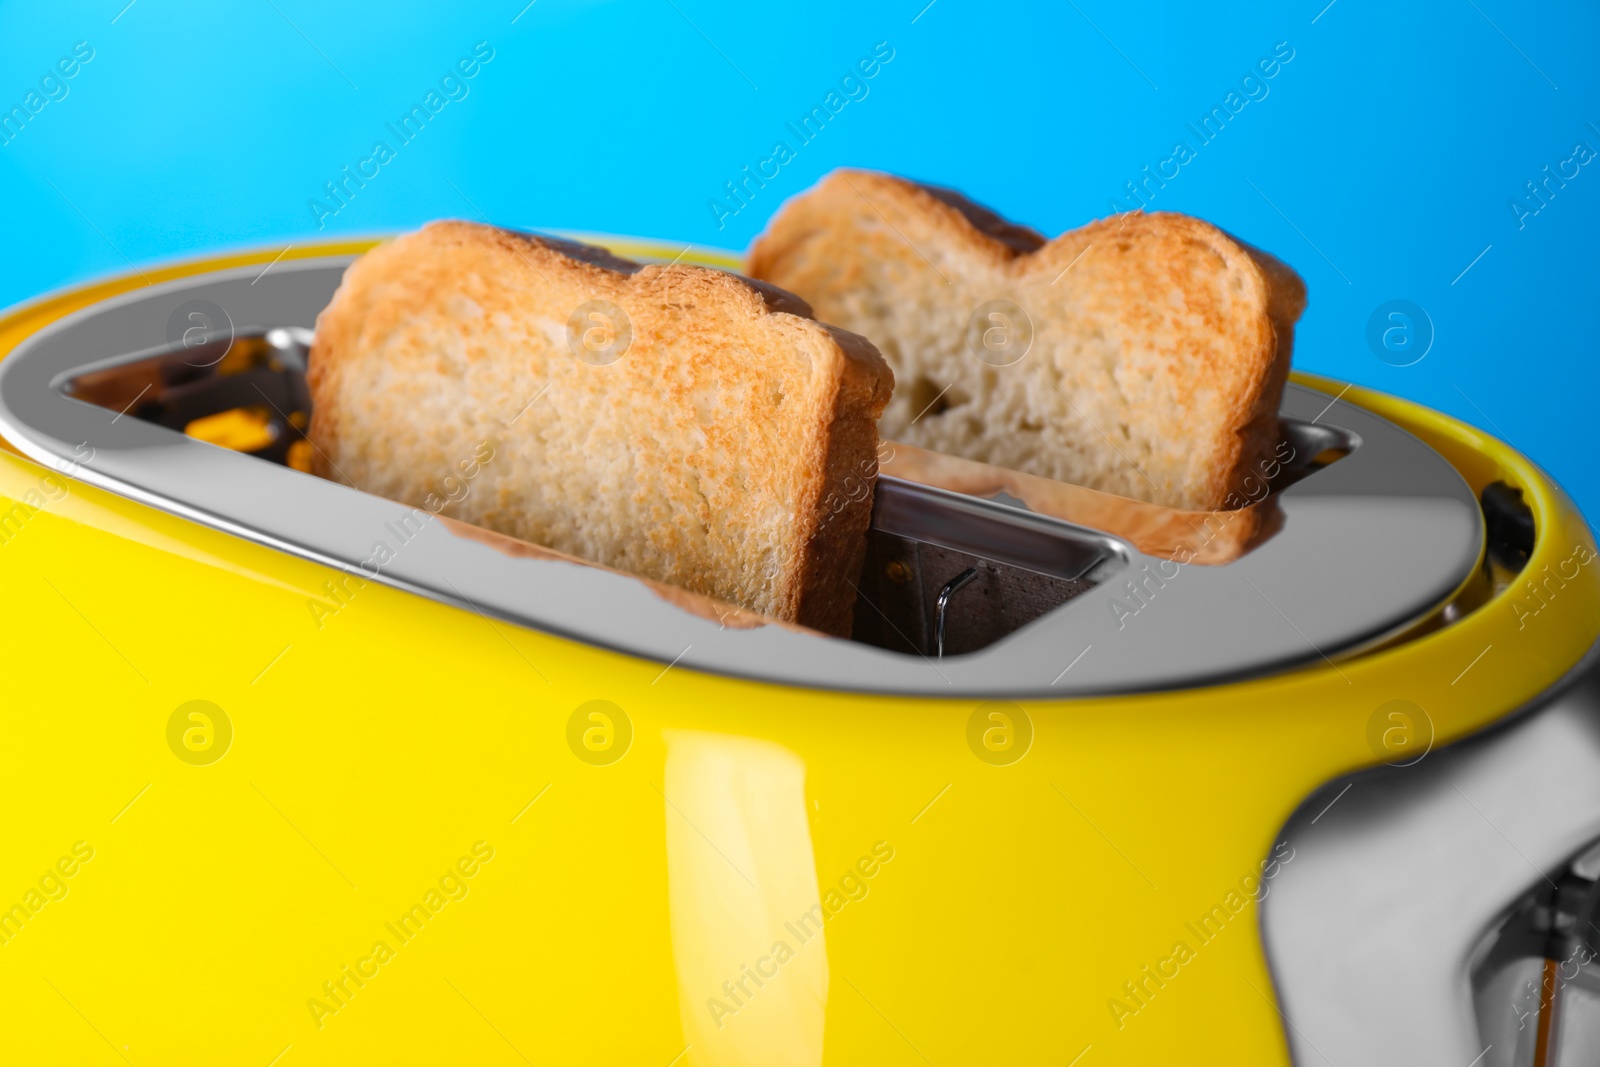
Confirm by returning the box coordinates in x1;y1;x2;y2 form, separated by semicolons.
0;254;1485;696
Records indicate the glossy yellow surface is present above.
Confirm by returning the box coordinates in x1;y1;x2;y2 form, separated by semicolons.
0;245;1596;1065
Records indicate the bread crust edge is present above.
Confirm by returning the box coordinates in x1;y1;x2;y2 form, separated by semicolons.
747;170;1309;512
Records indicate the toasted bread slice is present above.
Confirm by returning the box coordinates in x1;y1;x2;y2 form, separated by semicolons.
308;220;893;635
747;170;1306;511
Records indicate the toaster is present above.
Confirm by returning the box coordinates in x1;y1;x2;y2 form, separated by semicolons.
0;238;1595;1067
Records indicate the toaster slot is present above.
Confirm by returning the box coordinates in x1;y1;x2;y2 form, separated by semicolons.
852;537;1101;657
57;327;1126;658
1274;418;1356;490
63;328;313;467
855;477;1117;656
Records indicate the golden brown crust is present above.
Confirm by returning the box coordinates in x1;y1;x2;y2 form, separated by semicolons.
789;323;893;635
747;169;1308;512
914;181;1048;256
309;220;892;634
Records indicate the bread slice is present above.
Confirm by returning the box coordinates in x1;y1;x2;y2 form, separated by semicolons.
747;169;1306;511
307;220;893;635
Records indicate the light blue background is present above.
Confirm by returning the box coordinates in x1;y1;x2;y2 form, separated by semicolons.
1;1;1594;515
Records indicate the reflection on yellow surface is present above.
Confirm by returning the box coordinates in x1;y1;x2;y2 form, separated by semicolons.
664;731;827;1067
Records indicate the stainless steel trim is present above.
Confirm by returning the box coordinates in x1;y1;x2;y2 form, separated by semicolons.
872;477;1117;583
0;252;1486;696
1262;641;1600;1066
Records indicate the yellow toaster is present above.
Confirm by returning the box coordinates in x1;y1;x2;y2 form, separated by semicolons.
0;238;1595;1066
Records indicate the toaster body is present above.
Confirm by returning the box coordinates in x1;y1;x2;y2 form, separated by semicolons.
0;241;1596;1066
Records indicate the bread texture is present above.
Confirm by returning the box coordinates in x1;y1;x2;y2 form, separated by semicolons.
308;220;893;635
747;170;1307;511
